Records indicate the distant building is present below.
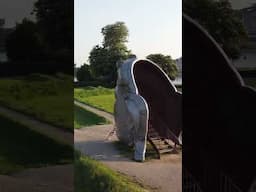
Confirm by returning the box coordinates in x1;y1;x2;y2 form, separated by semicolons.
0;19;13;62
233;5;256;69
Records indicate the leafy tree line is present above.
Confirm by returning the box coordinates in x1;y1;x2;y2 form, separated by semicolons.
76;22;178;85
76;63;92;82
4;0;73;75
183;0;248;59
146;54;178;80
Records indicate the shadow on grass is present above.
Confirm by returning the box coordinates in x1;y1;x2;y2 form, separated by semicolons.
0;115;73;175
74;105;109;129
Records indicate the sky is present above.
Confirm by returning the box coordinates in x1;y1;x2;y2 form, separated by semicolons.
0;0;36;27
75;0;182;66
0;0;253;66
0;0;252;28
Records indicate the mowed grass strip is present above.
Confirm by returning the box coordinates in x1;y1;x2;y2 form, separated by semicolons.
0;74;73;131
82;94;115;113
0;115;73;174
74;105;109;129
74;152;148;192
74;86;115;114
244;77;256;88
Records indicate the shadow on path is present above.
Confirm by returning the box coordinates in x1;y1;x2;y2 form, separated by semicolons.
75;123;182;192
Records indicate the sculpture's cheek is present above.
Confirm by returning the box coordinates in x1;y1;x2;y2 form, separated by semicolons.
114;97;134;144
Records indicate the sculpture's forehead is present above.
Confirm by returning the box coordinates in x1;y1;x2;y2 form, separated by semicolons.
116;60;138;93
118;61;132;80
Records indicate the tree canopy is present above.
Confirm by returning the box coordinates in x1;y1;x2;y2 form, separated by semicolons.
89;22;131;85
33;0;73;51
76;64;92;82
102;21;129;51
5;0;73;63
5;19;45;61
183;0;248;59
146;54;178;80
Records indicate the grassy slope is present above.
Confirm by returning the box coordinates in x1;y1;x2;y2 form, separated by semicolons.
74;152;147;192
74;86;115;114
74;105;109;129
0;114;73;174
0;73;73;130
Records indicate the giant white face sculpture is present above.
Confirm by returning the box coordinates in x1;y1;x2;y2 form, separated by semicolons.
114;58;182;161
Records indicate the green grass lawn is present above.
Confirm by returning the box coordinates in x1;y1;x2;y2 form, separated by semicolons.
74;86;182;114
74;105;109;129
0;73;73;131
177;86;182;92
0;114;73;174
74;151;148;192
244;77;256;88
74;86;115;114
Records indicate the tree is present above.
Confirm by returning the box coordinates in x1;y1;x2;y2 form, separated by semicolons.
183;0;248;59
76;64;92;82
32;0;73;51
89;22;131;84
102;22;130;52
146;54;178;80
89;45;109;78
5;19;45;61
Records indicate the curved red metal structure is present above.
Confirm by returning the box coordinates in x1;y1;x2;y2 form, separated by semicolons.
133;59;182;145
183;13;256;191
